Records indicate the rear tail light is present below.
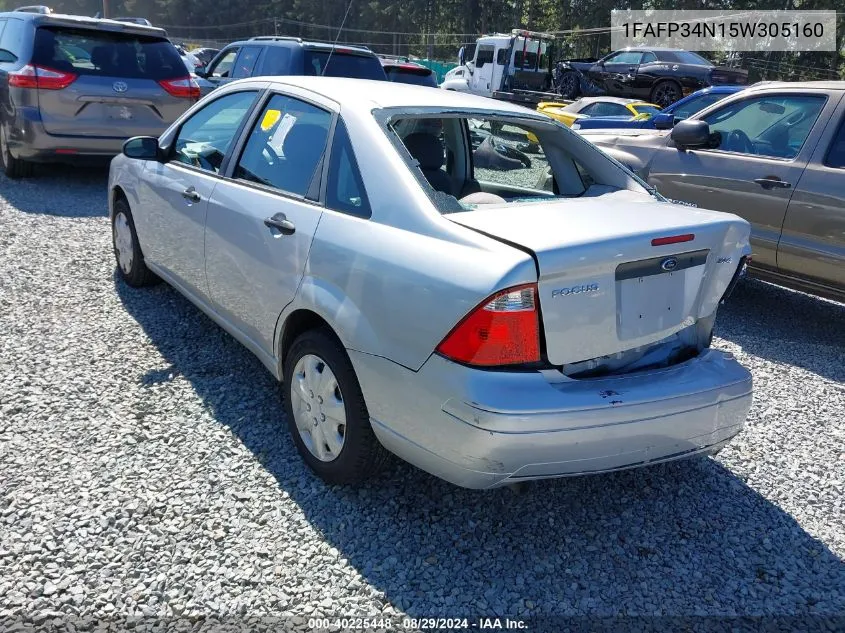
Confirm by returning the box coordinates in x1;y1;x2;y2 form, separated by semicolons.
436;284;541;367
158;76;201;100
9;65;77;90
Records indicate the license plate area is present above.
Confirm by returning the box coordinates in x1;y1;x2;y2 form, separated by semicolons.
107;105;135;121
615;249;708;340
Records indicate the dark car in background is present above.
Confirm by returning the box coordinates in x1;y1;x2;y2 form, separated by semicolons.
0;10;197;177
188;46;218;73
196;35;387;95
380;59;437;87
555;48;748;107
572;85;746;131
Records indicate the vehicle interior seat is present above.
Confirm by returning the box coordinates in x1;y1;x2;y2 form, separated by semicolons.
90;45;116;73
403;132;453;194
279;122;329;195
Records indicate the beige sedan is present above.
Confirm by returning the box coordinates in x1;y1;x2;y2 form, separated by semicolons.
579;81;845;303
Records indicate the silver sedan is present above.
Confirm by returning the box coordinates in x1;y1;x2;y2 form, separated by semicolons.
108;77;753;489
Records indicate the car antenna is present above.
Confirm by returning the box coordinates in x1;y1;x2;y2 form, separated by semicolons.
321;0;354;76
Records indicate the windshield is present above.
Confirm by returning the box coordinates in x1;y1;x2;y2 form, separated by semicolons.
33;26;185;80
304;51;386;80
385;113;653;213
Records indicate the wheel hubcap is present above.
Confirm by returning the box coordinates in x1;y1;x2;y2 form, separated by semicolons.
290;354;346;462
113;212;134;275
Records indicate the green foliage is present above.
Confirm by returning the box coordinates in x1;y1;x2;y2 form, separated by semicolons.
34;0;845;78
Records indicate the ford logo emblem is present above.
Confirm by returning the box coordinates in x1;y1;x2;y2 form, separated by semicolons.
661;258;679;271
112;81;128;93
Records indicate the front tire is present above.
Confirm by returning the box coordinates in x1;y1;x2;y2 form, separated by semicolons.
558;71;580;100
1;125;33;179
112;198;159;287
283;329;389;486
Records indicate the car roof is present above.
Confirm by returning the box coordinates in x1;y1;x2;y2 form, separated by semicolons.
251;76;544;116
0;10;168;37
227;36;375;56
742;80;845;91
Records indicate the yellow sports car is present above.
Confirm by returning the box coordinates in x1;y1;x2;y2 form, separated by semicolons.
536;97;662;128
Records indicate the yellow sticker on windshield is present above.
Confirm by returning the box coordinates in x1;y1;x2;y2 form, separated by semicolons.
261;109;282;131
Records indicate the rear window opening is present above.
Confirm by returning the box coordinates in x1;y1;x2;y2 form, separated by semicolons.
32;26;186;80
303;50;386;80
384;113;654;213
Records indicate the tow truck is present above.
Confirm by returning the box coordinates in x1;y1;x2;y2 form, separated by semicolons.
440;29;565;106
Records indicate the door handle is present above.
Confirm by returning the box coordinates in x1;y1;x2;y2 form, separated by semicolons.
263;212;295;235
181;186;201;203
753;177;792;190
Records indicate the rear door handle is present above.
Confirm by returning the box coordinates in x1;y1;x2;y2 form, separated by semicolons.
753;177;792;190
263;212;295;235
181;186;201;203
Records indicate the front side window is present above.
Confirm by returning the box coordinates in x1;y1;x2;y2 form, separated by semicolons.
476;46;494;67
605;51;642;65
232;46;261;79
326;119;371;217
172;91;258;173
209;48;238;78
234;93;332;196
825;117;845;168
703;95;826;159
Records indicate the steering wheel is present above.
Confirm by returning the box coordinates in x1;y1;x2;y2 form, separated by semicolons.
493;142;532;168
725;129;753;154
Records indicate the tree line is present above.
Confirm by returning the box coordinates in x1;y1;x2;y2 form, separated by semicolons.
3;0;842;79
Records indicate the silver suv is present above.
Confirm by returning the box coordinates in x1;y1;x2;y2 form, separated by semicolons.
0;10;198;177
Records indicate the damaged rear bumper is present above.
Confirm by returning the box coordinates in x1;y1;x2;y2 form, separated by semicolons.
350;348;752;489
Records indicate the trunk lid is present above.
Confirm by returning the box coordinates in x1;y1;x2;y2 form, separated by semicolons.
32;25;192;138
448;190;751;366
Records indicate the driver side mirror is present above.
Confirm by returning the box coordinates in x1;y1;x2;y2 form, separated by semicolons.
123;136;162;161
671;120;712;149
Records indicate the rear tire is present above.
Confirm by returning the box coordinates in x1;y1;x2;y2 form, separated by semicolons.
112;198;159;287
650;80;682;108
1;125;33;179
283;328;390;486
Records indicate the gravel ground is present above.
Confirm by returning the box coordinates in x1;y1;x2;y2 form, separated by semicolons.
1;166;843;630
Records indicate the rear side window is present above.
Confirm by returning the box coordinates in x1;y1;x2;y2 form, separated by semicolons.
304;50;385;80
825;117;845;168
232;46;261;79
326;119;371;217
260;46;292;75
32;27;185;80
1;18;27;57
234;93;332;197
